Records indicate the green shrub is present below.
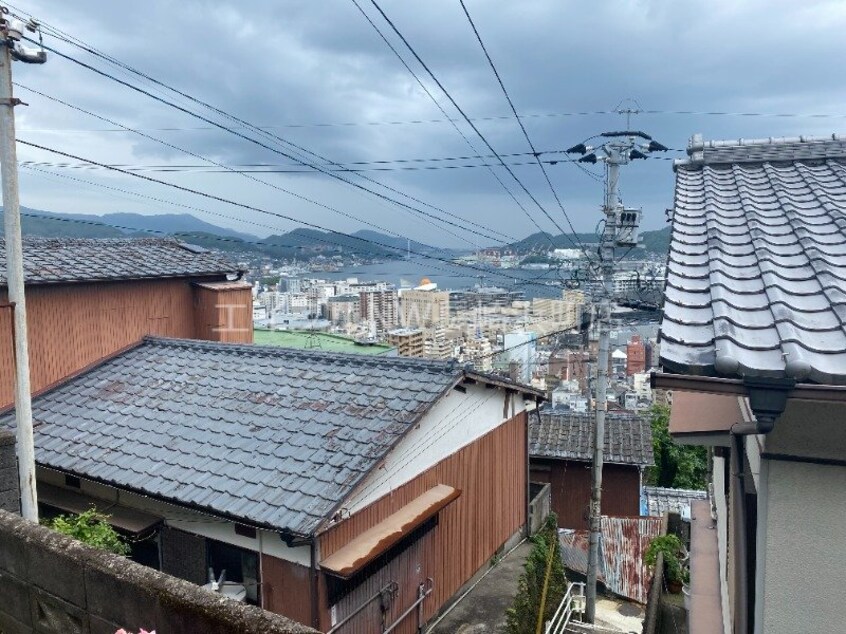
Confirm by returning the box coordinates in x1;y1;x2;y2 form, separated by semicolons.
44;508;130;556
645;534;683;584
506;514;568;634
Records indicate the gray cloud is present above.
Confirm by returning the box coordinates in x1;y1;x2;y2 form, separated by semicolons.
11;0;846;246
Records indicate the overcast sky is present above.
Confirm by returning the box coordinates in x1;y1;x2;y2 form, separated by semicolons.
9;0;846;247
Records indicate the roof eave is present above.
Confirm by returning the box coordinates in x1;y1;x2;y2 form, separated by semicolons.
464;370;546;400
530;452;652;467
652;371;846;403
1;270;243;288
35;464;313;540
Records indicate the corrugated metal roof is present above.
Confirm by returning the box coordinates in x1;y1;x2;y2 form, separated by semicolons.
0;237;242;285
529;410;654;466
643;486;707;520
558;529;596;578
661;134;846;384
0;337;463;536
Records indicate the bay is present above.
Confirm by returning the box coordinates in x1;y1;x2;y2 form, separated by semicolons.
319;257;565;299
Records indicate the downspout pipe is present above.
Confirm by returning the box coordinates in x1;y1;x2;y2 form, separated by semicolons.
310;538;320;631
730;433;751;634
728;377;793;633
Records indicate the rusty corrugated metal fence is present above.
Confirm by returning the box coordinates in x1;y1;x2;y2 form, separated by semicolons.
600;516;663;604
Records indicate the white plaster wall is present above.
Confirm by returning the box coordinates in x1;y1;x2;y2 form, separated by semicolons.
35;466;311;566
344;384;523;513
766;400;846;461
761;458;846;634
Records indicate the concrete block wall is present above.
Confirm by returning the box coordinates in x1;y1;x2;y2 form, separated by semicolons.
0;509;317;634
0;430;19;514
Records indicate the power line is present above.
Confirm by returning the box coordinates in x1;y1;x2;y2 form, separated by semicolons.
18;157;586;173
22;24;528;249
16;139;580;290
347;0;543;242
24;38;519;250
21;160;619;293
16;108;846;133
15;6;601;251
457;0;598;266
364;0;572;246
22;162;564;290
21;154;623;291
16;145;595;168
14;85;489;252
15;85;506;252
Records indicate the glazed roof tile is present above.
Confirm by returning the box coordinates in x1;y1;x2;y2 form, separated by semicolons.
0;337;463;535
660;134;846;383
529;410;653;466
0;237;241;285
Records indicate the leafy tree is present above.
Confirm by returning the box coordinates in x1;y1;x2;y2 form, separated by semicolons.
506;514;568;634
44;508;130;556
647;404;708;489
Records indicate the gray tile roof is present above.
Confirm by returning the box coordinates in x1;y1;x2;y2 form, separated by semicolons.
529;410;653;466
0;237;241;285
660;134;846;384
0;337;463;536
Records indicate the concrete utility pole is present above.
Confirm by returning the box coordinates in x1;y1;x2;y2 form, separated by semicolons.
567;130;666;622
0;7;46;522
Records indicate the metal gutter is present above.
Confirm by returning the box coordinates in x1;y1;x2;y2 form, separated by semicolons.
651;372;846;403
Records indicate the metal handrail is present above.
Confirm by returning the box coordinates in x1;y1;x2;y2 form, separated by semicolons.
327;581;399;634
383;577;434;634
545;582;585;634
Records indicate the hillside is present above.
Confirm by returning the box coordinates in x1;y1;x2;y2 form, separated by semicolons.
638;226;671;254
499;225;670;256
0;207;399;259
2;206;672;259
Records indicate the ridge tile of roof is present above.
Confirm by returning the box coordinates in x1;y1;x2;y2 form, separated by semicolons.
660;133;846;385
529;410;653;466
0;237;242;285
0;337;463;535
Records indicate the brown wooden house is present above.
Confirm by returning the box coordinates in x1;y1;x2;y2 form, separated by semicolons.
529;410;653;530
0;338;542;633
0;237;251;408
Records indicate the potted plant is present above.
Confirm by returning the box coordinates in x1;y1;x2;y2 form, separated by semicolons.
645;534;685;593
681;565;691;609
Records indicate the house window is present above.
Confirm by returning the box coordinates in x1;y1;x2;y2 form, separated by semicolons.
207;538;260;605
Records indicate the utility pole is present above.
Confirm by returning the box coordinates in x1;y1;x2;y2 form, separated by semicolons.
567;129;666;622
0;7;46;522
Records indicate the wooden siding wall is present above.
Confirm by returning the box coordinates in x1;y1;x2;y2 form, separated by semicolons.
261;554;315;627
530;458;641;531
317;410;527;631
325;526;435;634
0;278;250;408
193;285;254;343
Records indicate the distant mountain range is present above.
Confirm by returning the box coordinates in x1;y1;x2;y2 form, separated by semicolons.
0;206;671;258
500;226;671;255
0;207;454;260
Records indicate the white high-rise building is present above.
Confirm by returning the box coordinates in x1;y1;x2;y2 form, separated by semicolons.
503;331;536;385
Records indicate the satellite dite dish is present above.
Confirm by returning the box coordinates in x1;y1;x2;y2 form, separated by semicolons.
202;567;247;602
